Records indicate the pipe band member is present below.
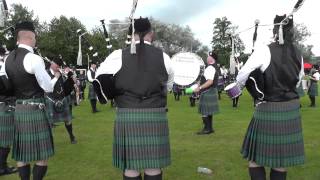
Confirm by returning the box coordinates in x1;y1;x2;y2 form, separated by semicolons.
4;21;59;180
95;17;174;180
45;57;77;144
87;61;99;113
236;15;305;180
0;46;17;176
193;51;220;135
307;65;319;107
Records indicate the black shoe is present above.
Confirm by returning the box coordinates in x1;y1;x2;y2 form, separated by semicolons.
196;129;214;135
92;110;100;113
0;166;18;176
70;137;77;144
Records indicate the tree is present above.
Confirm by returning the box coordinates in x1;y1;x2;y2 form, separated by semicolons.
293;23;314;60
38;16;87;66
108;18;205;57
211;17;245;66
151;18;203;57
0;3;41;50
195;45;210;63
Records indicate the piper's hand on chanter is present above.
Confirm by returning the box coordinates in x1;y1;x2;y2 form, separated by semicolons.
194;86;201;93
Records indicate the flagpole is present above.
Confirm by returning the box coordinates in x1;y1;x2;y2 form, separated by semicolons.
76;36;83;66
87;53;90;70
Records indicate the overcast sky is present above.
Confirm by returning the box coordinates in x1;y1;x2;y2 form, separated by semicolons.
6;0;320;56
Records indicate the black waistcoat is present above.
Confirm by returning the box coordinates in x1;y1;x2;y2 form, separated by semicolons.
200;64;219;90
5;48;44;99
263;42;301;102
115;44;168;108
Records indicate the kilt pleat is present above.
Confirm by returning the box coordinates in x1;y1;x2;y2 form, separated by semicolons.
0;104;14;147
308;82;318;96
12;98;54;162
45;97;72;124
113;108;171;171
198;87;219;115
241;99;305;168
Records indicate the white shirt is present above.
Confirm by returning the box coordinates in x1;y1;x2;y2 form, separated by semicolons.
96;41;174;91
203;65;216;80
87;67;96;83
3;44;57;92
312;71;320;81
236;44;304;88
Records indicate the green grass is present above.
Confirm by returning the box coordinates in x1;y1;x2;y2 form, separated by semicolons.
3;90;320;180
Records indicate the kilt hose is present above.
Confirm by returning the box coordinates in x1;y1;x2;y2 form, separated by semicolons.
45;97;72;124
241;99;305;168
198;87;220;116
113;108;171;171
12;98;54;162
0;103;14;147
88;84;97;100
308;82;318;97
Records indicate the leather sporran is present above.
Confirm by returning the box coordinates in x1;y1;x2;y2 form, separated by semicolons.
54;100;65;113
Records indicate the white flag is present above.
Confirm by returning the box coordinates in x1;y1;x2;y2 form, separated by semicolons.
76;36;82;66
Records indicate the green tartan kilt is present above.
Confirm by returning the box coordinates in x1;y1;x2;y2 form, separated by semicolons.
12;98;54;162
241;99;305;168
308;82;318;97
0;103;14;147
45;97;72;124
198;87;219;116
88;84;97;100
113;108;171;171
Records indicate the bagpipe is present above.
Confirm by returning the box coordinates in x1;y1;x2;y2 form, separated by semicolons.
244;19;265;101
63;71;76;97
93;0;139;104
36;49;76;97
225;0;306;101
0;61;12;95
92;20;117;104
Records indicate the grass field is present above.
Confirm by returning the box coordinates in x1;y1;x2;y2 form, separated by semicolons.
2;90;320;180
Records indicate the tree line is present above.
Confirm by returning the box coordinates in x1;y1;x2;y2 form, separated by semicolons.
0;4;314;68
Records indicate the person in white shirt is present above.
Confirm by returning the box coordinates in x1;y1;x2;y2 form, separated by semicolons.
95;17;173;180
193;51;220;135
87;62;99;113
4;21;59;180
307;65;320;107
236;15;304;180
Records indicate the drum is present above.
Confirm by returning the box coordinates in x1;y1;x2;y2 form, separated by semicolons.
224;82;241;99
171;52;205;88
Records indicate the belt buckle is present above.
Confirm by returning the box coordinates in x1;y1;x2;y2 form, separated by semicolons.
7;105;15;112
38;103;45;110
